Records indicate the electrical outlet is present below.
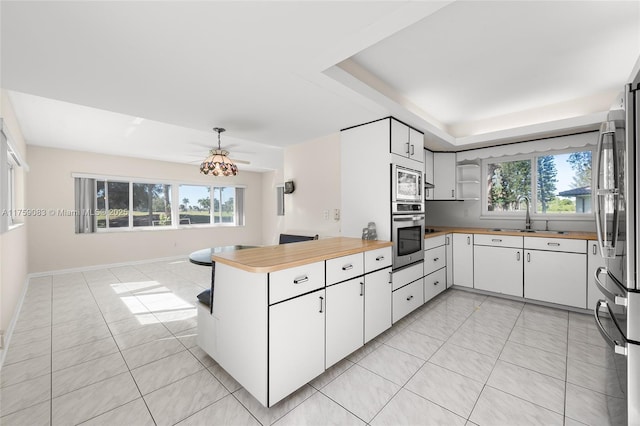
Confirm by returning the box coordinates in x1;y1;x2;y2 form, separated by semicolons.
323;210;329;220
334;209;340;221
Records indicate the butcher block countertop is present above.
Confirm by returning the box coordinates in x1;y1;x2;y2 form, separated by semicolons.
424;226;597;241
211;237;393;273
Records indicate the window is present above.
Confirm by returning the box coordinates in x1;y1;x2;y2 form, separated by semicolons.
213;187;234;224
178;185;211;225
483;149;593;216
6;161;15;226
276;185;285;216
85;177;245;232
132;183;172;227
486;158;531;212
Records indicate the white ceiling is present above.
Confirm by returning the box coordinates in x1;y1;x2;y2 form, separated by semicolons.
2;1;639;170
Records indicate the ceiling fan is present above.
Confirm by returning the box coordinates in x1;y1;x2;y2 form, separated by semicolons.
187;128;251;166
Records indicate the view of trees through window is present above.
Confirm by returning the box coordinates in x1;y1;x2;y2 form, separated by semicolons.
486;150;592;215
96;181;242;230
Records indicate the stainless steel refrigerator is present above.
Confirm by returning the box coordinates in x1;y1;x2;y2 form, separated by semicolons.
594;72;639;426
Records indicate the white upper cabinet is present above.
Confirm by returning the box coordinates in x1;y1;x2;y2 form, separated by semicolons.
391;118;423;163
424;149;434;200
433;152;456;200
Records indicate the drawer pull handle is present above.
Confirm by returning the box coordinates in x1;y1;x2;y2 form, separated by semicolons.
517;252;521;261
407;295;414;301
547;242;561;247
342;264;353;271
433;257;439;262
375;255;385;261
492;239;502;243
293;276;309;284
433;281;439;286
360;282;364;296
319;296;324;313
593;244;597;255
527;253;531;262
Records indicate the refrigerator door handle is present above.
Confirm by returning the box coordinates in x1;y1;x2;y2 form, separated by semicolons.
594;299;628;356
594;266;628;306
594;121;620;259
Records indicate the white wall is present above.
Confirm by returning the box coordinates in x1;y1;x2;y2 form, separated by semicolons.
261;169;285;246
283;133;341;238
0;89;29;340
26;146;266;273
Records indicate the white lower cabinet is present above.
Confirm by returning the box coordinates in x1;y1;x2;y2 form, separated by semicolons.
453;233;473;287
524;249;586;308
424;268;446;302
269;288;325;404
364;267;392;343
474;245;523;297
325;278;364;368
392;279;423;323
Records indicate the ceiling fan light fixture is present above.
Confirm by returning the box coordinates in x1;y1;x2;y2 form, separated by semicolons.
200;127;238;176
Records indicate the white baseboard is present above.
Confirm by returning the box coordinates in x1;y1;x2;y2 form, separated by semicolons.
27;255;189;278
0;275;30;370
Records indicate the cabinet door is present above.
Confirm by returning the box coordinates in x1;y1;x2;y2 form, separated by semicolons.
474;246;523;297
433;152;456;200
364;267;392;343
326;278;364;368
524;250;586;308
424;149;434;200
587;240;606;310
269;289;325;405
408;128;423;162
452;234;473;287
390;119;410;157
445;234;453;287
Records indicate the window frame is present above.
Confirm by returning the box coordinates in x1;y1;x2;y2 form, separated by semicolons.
481;147;595;220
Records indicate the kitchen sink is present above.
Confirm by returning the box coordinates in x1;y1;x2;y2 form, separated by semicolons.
489;228;566;235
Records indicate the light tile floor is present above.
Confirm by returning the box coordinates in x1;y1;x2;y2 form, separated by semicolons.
0;259;627;426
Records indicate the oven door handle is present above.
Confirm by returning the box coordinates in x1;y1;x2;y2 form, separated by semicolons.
393;217;421;222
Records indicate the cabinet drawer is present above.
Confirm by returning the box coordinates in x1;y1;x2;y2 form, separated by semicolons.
326;253;364;285
393;278;423;323
424;246;446;276
424;235;446;250
270;261;325;304
474;234;523;248
391;262;423;291
524;237;586;253
364;247;392;273
424;268;446;303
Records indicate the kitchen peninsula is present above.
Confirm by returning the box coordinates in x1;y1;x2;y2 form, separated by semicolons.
197;237;393;407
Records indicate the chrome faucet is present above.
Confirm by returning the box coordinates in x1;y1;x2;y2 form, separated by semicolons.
517;195;532;230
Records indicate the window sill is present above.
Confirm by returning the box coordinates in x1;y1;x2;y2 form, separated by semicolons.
94;223;243;233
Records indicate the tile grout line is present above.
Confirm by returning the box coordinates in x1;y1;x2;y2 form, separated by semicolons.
84;270;159;426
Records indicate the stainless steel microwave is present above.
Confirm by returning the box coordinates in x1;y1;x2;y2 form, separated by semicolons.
392;164;422;203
